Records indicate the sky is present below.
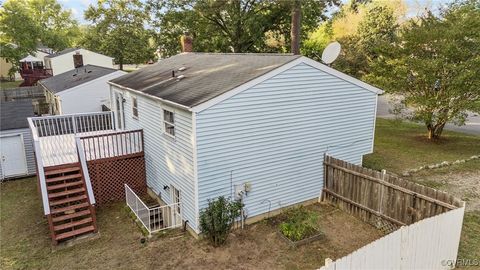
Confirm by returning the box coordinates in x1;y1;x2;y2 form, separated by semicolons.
58;0;95;23
60;0;453;25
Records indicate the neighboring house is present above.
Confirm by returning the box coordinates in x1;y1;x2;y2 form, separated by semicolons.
109;53;382;235
1;50;49;81
39;65;126;114
44;48;114;76
0;99;37;180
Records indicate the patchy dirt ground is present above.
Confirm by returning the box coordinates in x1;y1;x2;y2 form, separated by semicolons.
1;178;383;270
406;160;480;212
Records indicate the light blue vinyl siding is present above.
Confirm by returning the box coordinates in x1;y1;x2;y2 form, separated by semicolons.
0;128;36;179
113;88;197;230
195;63;377;220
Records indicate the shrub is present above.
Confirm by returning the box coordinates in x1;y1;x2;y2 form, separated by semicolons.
199;196;242;246
279;207;320;241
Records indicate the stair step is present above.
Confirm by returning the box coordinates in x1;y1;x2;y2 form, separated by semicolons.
53;217;93;231
45;167;81;176
54;225;95;241
47;180;84;191
52;209;91;222
48;187;86;199
46;174;82;183
51;202;90;215
49;195;88;206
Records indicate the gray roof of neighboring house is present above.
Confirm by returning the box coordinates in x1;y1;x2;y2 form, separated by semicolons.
39;65;119;94
0;99;35;131
44;48;114;59
110;53;301;108
44;48;79;58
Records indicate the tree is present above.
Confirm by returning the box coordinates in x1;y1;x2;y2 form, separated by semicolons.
290;0;302;55
367;1;480;139
149;0;338;56
302;0;402;79
82;0;155;69
0;0;79;75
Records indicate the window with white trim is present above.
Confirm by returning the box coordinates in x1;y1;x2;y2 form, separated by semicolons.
163;109;175;137
132;96;138;118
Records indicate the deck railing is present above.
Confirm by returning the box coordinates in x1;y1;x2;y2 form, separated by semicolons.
30;111;114;137
80;130;144;161
125;184;182;234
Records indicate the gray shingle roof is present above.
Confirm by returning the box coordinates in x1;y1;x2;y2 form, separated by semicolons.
39;65;118;94
0;99;35;131
44;48;78;58
109;53;301;108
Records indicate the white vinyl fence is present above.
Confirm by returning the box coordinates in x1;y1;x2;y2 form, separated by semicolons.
125;184;182;234
319;203;465;270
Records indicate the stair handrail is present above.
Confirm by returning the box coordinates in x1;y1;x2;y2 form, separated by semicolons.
75;136;96;205
28;117;50;215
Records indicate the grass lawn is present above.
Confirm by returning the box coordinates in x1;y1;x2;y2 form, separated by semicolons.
363;118;480;174
459;212;480;268
0;178;382;270
365;118;480;268
0;80;22;90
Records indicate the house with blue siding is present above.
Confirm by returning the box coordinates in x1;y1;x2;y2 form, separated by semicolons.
108;53;382;235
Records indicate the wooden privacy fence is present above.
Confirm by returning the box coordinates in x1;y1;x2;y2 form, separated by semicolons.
1;86;44;101
322;155;463;232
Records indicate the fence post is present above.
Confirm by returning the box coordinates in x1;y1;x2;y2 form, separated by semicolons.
378;169;387;215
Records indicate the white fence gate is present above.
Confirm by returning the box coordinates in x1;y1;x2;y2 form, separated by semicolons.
319;203;465;270
125;184;182;234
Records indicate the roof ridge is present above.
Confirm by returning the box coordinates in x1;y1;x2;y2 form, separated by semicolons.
181;52;298;56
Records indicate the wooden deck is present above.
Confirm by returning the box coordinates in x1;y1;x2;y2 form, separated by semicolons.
39;130;108;167
39;130;143;167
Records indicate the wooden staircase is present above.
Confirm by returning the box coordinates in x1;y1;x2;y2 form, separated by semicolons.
44;163;97;244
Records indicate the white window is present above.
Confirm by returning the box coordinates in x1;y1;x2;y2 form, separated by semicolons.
163;109;175;137
132;96;138;118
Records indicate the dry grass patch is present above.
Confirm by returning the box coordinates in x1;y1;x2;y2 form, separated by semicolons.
1;178;383;270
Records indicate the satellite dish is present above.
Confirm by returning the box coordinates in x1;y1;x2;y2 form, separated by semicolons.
321;41;341;64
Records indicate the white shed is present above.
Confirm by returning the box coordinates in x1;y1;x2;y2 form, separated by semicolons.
44;48;114;76
109;53;383;235
39;65;127;114
0;99;37;180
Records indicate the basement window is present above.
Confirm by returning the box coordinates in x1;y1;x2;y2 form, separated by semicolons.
132;96;138;118
163;109;175;137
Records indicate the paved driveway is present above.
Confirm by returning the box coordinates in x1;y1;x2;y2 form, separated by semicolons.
377;95;480;136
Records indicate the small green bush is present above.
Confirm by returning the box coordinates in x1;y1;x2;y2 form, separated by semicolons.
199;196;242;246
279;207;320;241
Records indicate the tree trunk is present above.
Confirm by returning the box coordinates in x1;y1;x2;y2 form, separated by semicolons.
427;122;446;140
119;60;123;70
290;0;301;55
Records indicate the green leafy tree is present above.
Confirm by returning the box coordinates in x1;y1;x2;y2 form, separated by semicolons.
367;1;480;139
82;0;155;69
334;4;398;78
0;0;79;75
149;0;338;56
303;0;400;79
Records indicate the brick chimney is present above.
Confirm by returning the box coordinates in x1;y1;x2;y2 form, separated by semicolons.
180;32;193;53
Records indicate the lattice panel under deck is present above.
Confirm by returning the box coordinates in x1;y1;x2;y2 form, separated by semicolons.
87;154;147;205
